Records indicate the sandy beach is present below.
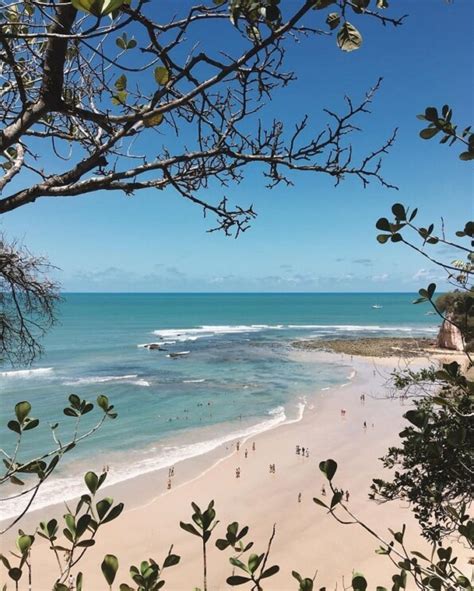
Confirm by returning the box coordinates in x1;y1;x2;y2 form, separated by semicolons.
2;349;469;590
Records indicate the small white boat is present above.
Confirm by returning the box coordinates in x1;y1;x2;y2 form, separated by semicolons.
372;304;383;309
167;351;190;359
425;311;436;316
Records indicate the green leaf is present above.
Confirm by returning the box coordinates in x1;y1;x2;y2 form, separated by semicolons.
8;567;22;582
15;401;31;424
391;203;406;221
76;539;96;548
65;513;76;534
352;574;367;591
0;555;11;570
229;557;247;571
227;575;251;585
69;394;81;408
351;0;370;14
376;217;391;232
115;74;127;92
101;502;124;524
154;66;170;85
248;553;263;573
96;498;113;520
326;12;340;30
101;554;119;586
337;22;362;52
424;107;438;122
17;535;34;555
76;514;92;537
7;420;21;434
85;471;99;495
319;459;337;481
10;475;25;486
72;0;126;17
313;497;328;508
97;395;110;412
292;571;303;583
404;410;427;429
216;538;229;550
261;564;279;579
23;418;39;431
76;573;83;591
163;553;180;568
143;112;164;127
312;0;335;9
179;521;200;537
419;127;440;140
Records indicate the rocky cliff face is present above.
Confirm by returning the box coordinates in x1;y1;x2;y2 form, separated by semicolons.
437;316;464;351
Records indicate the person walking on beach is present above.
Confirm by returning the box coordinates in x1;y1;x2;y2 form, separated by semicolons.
236;467;241;479
305;448;309;458
321;485;326;496
296;445;300;455
298;492;302;503
345;490;350;502
252;441;256;452
244;449;248;459
236;441;240;451
167;478;172;490
363;420;367;430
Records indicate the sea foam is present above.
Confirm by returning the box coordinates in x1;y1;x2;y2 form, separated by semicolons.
62;375;149;387
0;404;291;520
0;367;53;378
152;324;284;342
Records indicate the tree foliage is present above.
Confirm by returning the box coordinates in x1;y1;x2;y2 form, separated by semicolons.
371;383;473;542
0;234;60;366
0;0;404;234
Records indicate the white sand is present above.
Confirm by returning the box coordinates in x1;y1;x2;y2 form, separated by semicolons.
1;352;469;590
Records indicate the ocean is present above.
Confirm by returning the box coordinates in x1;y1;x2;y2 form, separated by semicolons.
0;293;438;517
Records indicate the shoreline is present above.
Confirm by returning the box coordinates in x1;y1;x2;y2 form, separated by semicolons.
6;349;469;590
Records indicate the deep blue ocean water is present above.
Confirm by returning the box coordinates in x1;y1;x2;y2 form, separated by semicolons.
0;293;438;515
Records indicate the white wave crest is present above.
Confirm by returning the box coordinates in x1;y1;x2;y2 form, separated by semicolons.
62;374;150;386
0;367;53;379
0;405;289;520
152;324;284;342
183;379;206;383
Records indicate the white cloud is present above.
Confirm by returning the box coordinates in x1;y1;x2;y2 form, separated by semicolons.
372;273;389;282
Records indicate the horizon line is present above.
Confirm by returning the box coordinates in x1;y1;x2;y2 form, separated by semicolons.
59;291;426;295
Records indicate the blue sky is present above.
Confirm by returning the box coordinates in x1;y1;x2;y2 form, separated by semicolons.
2;0;473;292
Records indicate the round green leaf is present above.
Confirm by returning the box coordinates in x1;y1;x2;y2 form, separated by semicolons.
84;471;99;495
101;554;119;586
154;66;170;85
15;401;31;424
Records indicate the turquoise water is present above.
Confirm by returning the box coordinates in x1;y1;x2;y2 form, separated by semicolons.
0;293;438;516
